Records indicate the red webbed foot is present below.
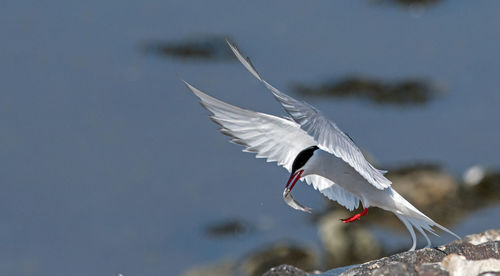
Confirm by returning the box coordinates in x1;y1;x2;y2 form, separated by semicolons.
340;208;368;223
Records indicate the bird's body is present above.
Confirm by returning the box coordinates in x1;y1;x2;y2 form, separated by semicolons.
306;149;410;212
184;40;459;251
307;149;389;208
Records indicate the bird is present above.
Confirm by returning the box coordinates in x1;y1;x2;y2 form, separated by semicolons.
183;40;460;251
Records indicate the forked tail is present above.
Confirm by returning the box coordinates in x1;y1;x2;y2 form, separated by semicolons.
393;193;460;251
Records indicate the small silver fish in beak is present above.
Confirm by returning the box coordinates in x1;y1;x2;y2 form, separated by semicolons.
282;169;312;213
283;188;312;213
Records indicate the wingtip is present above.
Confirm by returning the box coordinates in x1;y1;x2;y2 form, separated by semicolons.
182;80;202;97
225;38;238;56
225;38;240;54
181;79;191;88
225;39;263;81
225;37;235;48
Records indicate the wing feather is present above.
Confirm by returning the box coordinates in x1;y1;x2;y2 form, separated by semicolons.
184;81;315;171
226;41;391;190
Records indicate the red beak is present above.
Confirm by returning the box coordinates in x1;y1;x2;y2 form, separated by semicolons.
285;170;304;192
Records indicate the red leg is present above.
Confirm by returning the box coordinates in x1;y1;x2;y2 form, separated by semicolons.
341;208;368;223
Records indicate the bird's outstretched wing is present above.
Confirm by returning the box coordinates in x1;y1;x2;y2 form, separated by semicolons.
184;81;360;210
227;40;391;190
184;81;315;171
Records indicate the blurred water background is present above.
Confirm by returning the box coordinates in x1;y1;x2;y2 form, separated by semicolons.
1;1;500;275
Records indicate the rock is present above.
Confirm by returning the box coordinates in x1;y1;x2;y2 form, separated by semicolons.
478;272;500;276
204;218;251;238
262;264;308;276
181;242;317;276
340;229;500;276
463;165;488;187
339;230;500;276
318;211;382;267
442;254;500;276
463;167;500;202
415;263;448;276
371;262;415;276
386;164;458;208
241;243;317;276
264;229;500;276
438;240;500;261
450;167;500;220
337;248;447;276
464;229;500;245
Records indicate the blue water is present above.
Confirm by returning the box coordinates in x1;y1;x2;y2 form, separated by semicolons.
1;1;500;275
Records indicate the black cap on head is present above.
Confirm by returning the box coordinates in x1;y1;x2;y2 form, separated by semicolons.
291;146;319;174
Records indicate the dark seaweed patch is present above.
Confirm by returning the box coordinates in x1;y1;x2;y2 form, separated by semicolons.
293;76;443;106
141;36;235;61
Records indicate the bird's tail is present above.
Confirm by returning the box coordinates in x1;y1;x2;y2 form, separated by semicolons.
392;191;460;251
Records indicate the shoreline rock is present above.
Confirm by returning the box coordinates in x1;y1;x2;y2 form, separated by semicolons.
264;229;500;276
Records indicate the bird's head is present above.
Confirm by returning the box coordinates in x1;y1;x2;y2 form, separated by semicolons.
284;145;319;196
